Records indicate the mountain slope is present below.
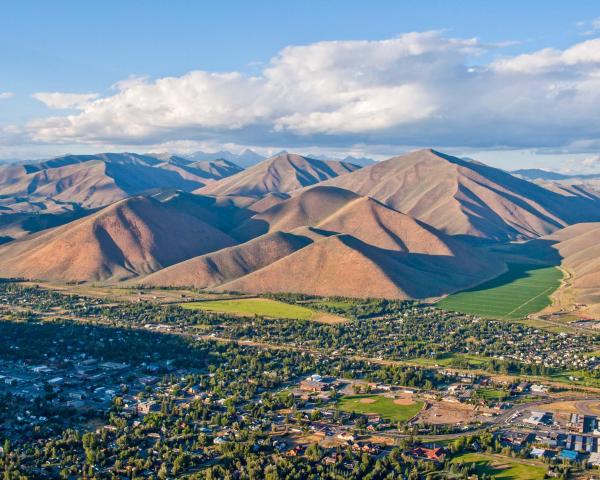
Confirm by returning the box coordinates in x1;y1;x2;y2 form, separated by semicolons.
316;149;600;241
143;183;505;298
197;153;360;197
0;196;236;282
185;149;265;168
0;153;243;213
219;234;502;299
545;224;600;294
141;231;311;288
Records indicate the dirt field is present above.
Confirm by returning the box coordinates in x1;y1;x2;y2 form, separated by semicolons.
394;394;415;405
543;400;600;416
30;281;231;304
416;400;478;425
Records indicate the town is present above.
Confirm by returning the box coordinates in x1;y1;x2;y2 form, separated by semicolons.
1;280;600;479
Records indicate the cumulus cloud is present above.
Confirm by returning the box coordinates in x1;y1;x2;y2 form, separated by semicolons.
0;92;13;100
16;31;600;154
32;92;100;109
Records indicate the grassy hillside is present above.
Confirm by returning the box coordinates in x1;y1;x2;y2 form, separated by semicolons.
437;263;562;320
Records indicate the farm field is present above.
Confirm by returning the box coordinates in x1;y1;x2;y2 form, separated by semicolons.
336;394;424;422
451;452;546;480
437;263;562;320
181;297;346;323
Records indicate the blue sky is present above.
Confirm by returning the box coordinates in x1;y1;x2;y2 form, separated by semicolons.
1;1;600;171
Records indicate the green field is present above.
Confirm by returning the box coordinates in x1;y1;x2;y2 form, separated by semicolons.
452;452;546;480
437;263;562;320
336;394;424;422
476;388;508;401
407;353;490;369
181;297;317;320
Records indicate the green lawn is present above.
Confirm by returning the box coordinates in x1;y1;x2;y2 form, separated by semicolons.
437;263;562;320
476;388;508;401
407;353;491;370
180;297;316;320
336;394;424;422
452;452;546;480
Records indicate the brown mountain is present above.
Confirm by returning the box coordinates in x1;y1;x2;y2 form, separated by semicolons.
141;231;312;289
196;153;360;197
148;185;504;299
544;223;600;305
219;233;502;299
315;149;600;241
0;153;243;213
0;196;236;282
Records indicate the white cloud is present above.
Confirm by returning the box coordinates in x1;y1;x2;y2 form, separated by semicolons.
560;154;600;174
578;17;600;36
32;92;100;109
0;92;13;100
10;31;600;154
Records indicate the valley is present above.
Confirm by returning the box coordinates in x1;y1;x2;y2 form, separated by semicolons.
2;148;600;479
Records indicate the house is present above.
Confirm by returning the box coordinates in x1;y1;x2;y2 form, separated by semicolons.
137;401;161;414
300;380;327;392
516;382;530;393
530;448;553;459
337;432;355;442
409;447;446;463
501;431;534;449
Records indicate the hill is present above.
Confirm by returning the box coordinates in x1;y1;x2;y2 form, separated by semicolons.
184;149;265;168
0;196;236;282
219;233;502;299
141;231;311;288
197;153;360;197
544;223;600;303
512;169;572;181
0;153;243;213
148;185;504;299
315;149;600;241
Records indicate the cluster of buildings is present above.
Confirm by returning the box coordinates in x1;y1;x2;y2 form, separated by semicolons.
0;354;180;441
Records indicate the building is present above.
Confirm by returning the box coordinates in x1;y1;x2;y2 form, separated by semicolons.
564;434;598;453
568;413;598;434
137;401;161;414
559;449;581;462
409;447;446;463
524;411;552;426
300;380;327;392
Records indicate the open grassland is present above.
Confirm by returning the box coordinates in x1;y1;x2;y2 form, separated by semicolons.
451;452;546;480
336;394;424;422
181;297;346;323
437;263;562;320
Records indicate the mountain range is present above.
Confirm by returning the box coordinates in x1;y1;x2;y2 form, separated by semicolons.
2;148;600;302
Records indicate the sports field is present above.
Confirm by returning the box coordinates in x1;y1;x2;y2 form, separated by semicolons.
437;263;562;320
336;394;424;422
451;452;546;480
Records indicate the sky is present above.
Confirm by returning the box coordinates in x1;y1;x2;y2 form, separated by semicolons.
1;1;600;172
